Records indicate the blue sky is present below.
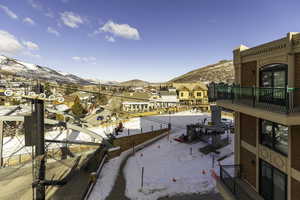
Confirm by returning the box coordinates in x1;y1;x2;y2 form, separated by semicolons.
0;0;300;82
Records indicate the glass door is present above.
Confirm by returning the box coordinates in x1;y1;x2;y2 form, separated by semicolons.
273;70;286;105
273;169;287;200
259;64;287;106
260;161;273;200
260;160;287;200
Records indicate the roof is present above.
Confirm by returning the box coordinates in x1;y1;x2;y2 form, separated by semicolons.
70;91;92;99
178;86;190;91
122;92;151;102
122;101;149;105
55;104;70;112
192;84;207;91
63;95;77;102
175;82;208;91
159;91;177;96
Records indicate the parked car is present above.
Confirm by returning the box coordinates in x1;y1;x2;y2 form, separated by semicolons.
96;107;104;114
97;116;104;121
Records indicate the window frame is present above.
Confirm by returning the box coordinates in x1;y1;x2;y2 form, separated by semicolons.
259;64;288;106
259;64;287;88
260;119;288;156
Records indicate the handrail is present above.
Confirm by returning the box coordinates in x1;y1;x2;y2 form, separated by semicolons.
219;164;255;200
208;84;296;113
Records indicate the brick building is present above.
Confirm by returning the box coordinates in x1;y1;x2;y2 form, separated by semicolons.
211;32;300;200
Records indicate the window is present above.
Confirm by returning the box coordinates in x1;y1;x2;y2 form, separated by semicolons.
259;64;287;105
260;160;287;200
196;92;202;97
180;92;184;97
260;120;288;156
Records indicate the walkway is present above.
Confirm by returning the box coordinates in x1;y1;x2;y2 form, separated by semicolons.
158;192;224;200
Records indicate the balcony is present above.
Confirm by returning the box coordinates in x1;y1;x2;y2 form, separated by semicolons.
208;84;300;114
219;165;263;200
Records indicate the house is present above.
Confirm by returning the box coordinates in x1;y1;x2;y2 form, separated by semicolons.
121;90;179;113
155;88;179;108
122;101;152;113
210;32;300;200
172;82;209;110
122;92;152;113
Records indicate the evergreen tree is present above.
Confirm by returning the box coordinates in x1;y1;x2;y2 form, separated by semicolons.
65;84;78;95
96;93;108;105
71;96;86;117
44;82;52;96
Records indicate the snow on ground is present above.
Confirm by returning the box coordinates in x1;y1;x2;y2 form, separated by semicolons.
2;128;94;158
88;150;128;200
1;111;172;158
89;111;234;200
124;111;234;200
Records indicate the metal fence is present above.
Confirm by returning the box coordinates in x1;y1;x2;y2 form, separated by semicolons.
208;84;299;113
220;165;254;200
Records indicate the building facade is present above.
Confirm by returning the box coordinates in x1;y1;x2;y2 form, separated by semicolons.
122;88;179;113
211;32;300;200
172;82;209;110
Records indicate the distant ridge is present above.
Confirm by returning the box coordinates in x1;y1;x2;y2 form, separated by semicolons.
169;60;234;84
119;79;150;87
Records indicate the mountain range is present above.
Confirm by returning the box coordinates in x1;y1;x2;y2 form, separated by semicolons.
0;55;234;86
0;55;91;85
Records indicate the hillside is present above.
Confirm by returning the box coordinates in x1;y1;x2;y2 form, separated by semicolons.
169;60;234;84
0;55;91;85
119;79;150;87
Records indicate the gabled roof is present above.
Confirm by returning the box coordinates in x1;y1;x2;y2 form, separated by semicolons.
193;84;207;91
178;86;190;91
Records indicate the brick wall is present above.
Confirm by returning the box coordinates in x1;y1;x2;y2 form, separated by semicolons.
113;128;169;153
241;61;257;87
291;125;300;171
294;53;300;107
291;177;300;200
295;53;300;88
240;113;257;147
240;147;257;188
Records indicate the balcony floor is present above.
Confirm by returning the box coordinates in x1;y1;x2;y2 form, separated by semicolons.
217;100;300;125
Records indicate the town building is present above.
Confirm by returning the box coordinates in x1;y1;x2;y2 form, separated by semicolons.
172;82;209;111
210;32;300;200
122;89;179;113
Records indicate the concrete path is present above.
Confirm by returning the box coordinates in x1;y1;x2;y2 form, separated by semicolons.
105;153;130;200
158;192;224;200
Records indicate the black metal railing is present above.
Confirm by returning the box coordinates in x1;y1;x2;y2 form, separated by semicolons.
207;83;298;113
220;165;254;200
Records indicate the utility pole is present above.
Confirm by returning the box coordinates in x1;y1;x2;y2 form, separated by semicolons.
97;81;101;106
33;83;46;200
0;120;3;167
168;111;171;140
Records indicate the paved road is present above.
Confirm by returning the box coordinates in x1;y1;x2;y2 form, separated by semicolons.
158;192;224;200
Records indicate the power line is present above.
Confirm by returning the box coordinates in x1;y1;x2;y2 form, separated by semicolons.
47;83;152;102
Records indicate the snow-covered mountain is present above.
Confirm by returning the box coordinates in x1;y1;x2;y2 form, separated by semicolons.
0;55;91;85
